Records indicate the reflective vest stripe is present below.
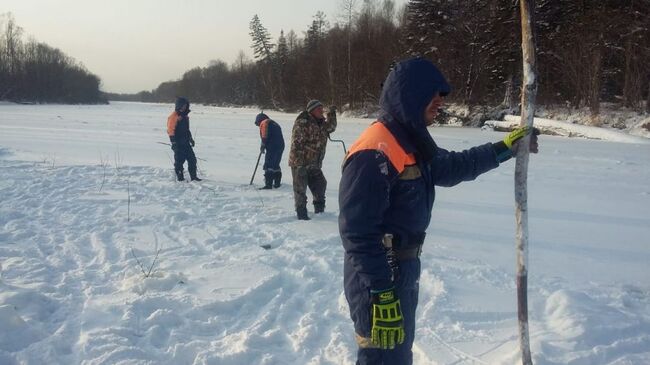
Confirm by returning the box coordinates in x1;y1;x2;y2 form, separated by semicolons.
167;112;179;136
347;122;416;174
259;119;270;139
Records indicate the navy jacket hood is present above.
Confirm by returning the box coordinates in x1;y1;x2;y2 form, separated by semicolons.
175;97;190;115
378;58;450;161
255;112;269;126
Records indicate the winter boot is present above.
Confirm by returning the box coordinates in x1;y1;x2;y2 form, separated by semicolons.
314;201;325;214
273;171;282;188
175;169;185;181
296;206;310;220
260;174;273;189
189;166;202;181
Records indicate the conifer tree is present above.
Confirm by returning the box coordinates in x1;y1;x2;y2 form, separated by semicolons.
249;15;275;63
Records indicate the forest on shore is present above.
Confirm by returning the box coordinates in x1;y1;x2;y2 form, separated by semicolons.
0;13;105;104
2;1;648;114
108;0;650;120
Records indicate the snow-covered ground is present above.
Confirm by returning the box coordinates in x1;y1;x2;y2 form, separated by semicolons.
1;102;649;365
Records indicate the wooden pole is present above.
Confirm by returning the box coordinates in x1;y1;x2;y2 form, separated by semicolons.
516;0;537;364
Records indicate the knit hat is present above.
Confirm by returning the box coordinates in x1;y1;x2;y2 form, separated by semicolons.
254;112;268;126
306;99;323;113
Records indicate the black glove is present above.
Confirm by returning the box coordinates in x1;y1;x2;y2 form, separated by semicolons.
171;142;178;151
260;144;265;154
190;138;195;147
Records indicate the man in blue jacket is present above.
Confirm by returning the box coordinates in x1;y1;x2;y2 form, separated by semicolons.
255;112;285;189
338;58;538;364
167;97;201;181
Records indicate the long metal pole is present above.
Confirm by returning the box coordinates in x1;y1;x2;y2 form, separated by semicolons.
249;151;263;185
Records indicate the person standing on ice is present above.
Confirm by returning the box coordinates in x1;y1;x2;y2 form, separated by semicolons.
338;57;539;364
167;97;201;181
254;112;285;189
288;99;337;220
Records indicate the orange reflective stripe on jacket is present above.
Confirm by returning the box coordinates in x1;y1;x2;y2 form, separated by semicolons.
167;111;179;137
347;122;416;174
259;119;269;139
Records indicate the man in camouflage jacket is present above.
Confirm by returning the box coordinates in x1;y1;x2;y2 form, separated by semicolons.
288;99;337;220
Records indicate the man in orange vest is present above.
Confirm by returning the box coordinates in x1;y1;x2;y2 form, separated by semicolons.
339;58;538;364
167;97;201;181
254;112;285;189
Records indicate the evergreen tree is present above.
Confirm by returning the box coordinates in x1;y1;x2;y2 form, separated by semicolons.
301;11;330;101
249;14;279;107
305;11;329;51
249;15;275;62
276;30;289;65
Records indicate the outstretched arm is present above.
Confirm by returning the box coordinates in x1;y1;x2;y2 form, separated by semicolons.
430;126;539;187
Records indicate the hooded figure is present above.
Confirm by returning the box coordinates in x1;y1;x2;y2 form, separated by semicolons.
254;112;285;189
167;97;201;181
338;58;538;364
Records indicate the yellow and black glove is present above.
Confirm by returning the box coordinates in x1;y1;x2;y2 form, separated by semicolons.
370;287;405;349
495;126;540;162
503;126;532;148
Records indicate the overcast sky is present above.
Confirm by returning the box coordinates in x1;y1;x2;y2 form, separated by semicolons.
4;0;408;94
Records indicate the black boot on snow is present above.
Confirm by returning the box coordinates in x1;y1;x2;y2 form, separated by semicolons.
175;170;185;181
273;171;282;188
188;166;201;181
296;206;310;220
314;201;325;214
260;174;273;189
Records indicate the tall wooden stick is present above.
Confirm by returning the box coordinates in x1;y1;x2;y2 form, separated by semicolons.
516;0;537;364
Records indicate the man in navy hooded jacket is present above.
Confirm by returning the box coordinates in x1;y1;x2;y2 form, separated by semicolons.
338;58;538;364
255;112;285;189
167;97;201;181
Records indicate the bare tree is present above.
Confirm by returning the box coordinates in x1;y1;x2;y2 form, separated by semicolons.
646;81;650;114
340;0;359;107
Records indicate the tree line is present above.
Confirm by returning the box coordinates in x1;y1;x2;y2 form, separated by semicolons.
5;1;648;115
0;13;105;104
113;0;649;118
109;1;405;111
116;0;648;118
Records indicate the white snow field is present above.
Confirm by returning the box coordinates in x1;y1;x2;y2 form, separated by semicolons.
1;102;649;365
